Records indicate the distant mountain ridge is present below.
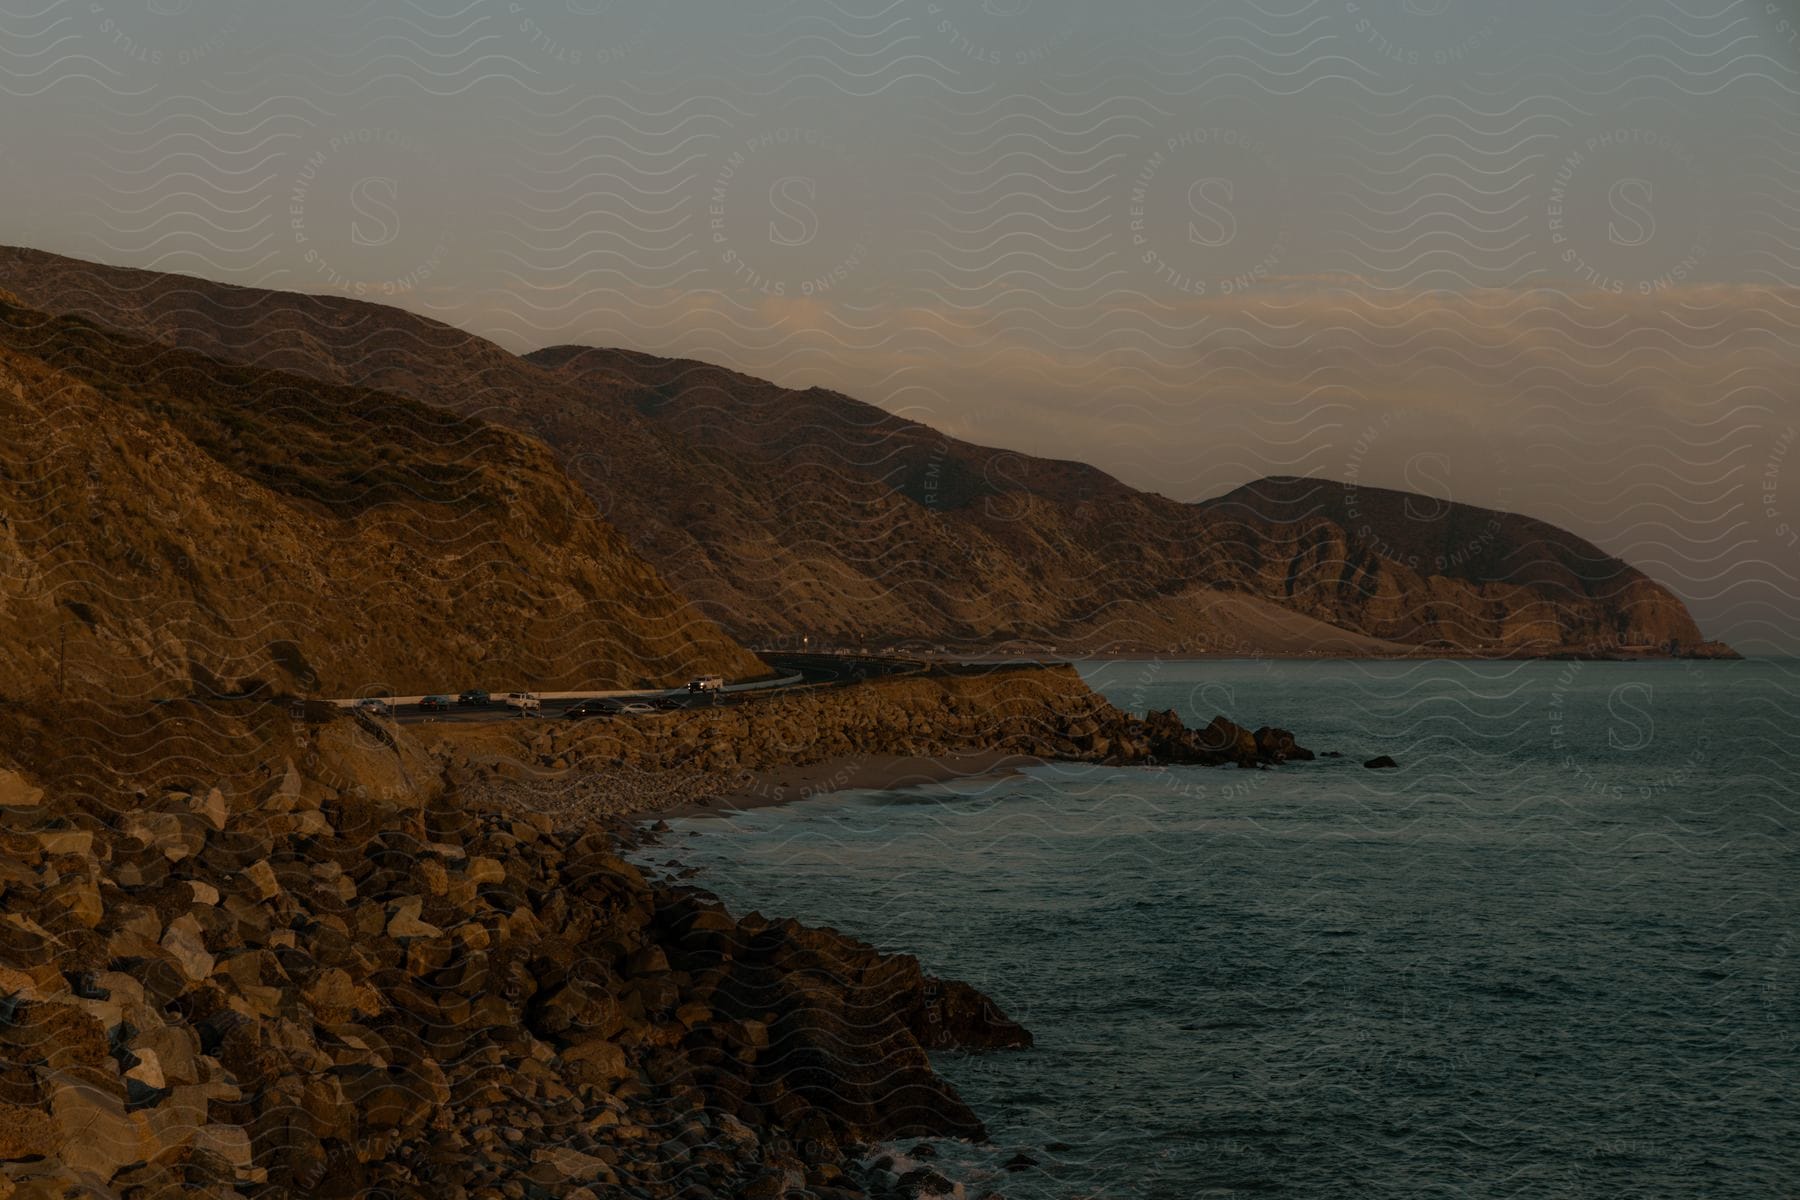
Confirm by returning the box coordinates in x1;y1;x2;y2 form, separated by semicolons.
1191;476;1722;654
1199;475;1645;592
0;245;1733;659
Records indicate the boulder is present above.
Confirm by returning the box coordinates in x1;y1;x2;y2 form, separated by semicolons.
1364;755;1399;770
121;812;205;862
192;787;228;832
531;1145;613;1186
160;915;215;982
191;1123;254;1175
242;860;280;901
131;1025;201;1088
34;830;91;858
124;1047;167;1090
561;1039;630;1088
44;1071;148;1179
1253;725;1315;763
0;962;63;1002
42;876;102;928
302;968;383;1025
0;769;43;810
0;1101;54;1161
1198;716;1259;766
897;1167;956;1197
2;1002;110;1069
466;856;506;886
384;896;442;940
915;977;1032;1051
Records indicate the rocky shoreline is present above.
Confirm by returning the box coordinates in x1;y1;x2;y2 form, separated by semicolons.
0;667;1316;1198
435;665;1315;823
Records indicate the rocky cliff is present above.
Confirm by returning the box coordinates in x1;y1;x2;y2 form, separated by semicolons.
0;291;760;701
0;245;1727;658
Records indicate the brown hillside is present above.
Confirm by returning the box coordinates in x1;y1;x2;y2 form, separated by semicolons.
0;293;759;700
1192;476;1714;653
0;245;1726;657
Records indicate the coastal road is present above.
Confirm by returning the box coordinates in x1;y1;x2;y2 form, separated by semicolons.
346;653;931;726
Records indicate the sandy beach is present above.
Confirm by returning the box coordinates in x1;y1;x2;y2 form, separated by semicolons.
661;750;1046;819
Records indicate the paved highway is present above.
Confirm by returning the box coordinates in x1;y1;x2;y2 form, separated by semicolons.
354;653;929;725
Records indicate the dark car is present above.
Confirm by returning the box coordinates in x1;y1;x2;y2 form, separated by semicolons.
457;690;490;706
564;698;621;719
655;696;685;711
354;698;393;718
419;695;453;712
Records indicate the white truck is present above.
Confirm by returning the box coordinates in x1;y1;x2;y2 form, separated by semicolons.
685;675;725;694
502;691;542;712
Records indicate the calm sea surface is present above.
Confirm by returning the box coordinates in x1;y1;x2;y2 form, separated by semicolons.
653;660;1800;1199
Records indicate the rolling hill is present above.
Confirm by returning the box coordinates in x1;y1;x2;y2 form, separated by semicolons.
0;288;760;700
0;245;1731;659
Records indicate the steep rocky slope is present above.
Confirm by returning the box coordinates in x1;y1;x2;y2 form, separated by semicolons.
0;245;1727;657
0;654;1325;1197
0;292;760;701
0;696;1032;1198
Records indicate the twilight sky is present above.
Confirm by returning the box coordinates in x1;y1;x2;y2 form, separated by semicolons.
2;0;1798;650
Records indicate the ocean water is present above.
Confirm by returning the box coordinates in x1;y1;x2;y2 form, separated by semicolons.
653;660;1800;1199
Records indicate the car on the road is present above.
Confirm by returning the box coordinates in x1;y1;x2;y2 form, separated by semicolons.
457;689;490;706
686;674;725;693
618;702;656;716
654;697;685;711
354;698;393;718
418;695;453;712
501;692;542;712
564;698;619;719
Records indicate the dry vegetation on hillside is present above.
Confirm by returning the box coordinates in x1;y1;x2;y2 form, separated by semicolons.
0;294;759;701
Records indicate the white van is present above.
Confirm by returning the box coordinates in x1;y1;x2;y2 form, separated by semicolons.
502;692;542;712
685;675;725;694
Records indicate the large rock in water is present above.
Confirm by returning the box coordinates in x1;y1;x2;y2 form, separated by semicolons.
650;892;1031;1144
1254;726;1315;763
1119;710;1318;768
1197;715;1260;765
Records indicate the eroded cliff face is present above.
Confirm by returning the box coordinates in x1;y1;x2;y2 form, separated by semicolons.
0;295;759;702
